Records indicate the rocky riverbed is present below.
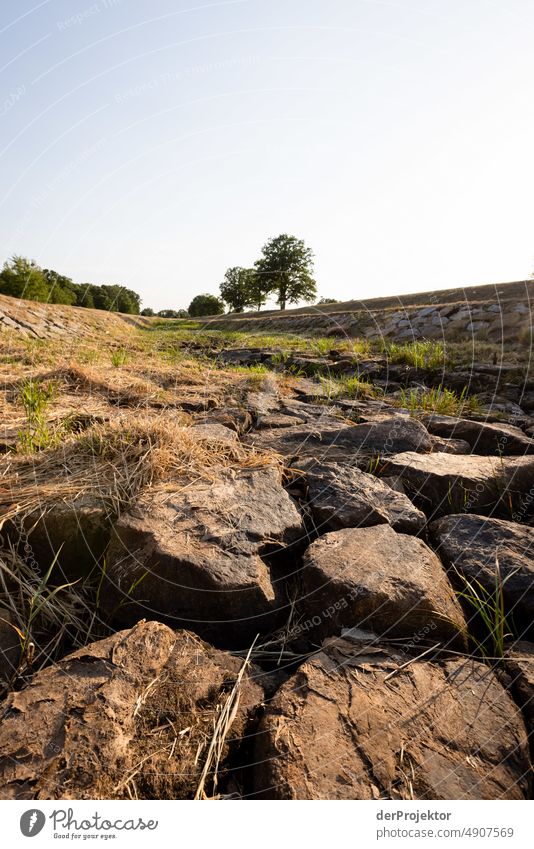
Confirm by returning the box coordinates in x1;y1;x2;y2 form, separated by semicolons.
0;298;533;800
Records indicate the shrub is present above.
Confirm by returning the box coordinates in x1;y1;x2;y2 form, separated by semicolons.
188;294;225;317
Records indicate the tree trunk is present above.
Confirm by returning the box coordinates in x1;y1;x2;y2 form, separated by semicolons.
279;276;287;310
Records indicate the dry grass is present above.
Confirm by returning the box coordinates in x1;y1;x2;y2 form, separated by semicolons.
194;638;257;800
0;324;282;697
0;540;103;693
0;415;274;527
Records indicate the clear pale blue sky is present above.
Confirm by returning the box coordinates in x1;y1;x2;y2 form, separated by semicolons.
1;0;533;311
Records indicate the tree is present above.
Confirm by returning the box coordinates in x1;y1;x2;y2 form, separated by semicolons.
73;284;95;309
0;255;144;314
247;269;272;311
188;294;224;317
255;234;316;310
100;284;141;314
0;256;49;302
317;296;340;305
157;308;189;318
141;307;155;316
219;266;258;312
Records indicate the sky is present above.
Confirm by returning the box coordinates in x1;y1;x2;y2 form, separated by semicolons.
1;0;533;312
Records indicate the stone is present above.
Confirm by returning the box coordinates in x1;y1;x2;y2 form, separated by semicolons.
0;622;263;800
197;407;252;434
299;459;425;535
504;641;534;738
380;452;534;519
188;423;238;442
0;611;20;684
104;466;305;643
299;525;466;645
430;435;471;454
252;631;530;799
430;515;534;633
244;415;432;462
10;498;112;581
423;414;534;456
256;413;306;429
466;321;490;332
218;348;265;365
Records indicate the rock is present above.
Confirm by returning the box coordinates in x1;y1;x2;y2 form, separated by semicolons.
430;515;534;633
256;413;306;429
479;400;526;419
299;525;466;645
280;398;349;423
246;375;280;417
0;611;20;684
288;377;331;401
245;415;432;462
175;392;219;413
381;452;534;519
0;622;263;800
197;407;252;434
253;631;530;799
218;348;265;365
299;459;425;534
104;466;305;643
424;414;534;456
504;641;534;738
430;435;471;454
381;475;407;494
287;356;330;376
10;498;112;580
188;423;238;442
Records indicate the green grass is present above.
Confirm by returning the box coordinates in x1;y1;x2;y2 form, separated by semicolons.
231;363;271;388
454;558;516;659
110;347;128;367
0;542;96;689
309;337;336;356
382;339;448;370
397;385;480;416
319;374;377;400
17;378;58;453
143;322;374;357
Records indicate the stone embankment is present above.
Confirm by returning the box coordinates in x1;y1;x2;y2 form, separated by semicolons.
205;279;534;344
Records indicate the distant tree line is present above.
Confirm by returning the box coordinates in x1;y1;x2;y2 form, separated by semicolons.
141;308;190;318
0;255;142;314
1;237;336;320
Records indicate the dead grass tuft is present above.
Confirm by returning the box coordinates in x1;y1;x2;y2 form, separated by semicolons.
0;415;275;527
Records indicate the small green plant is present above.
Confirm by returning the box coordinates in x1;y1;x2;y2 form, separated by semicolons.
0;542;93;688
232;362;271;389
367;455;383;475
311;337;335;356
398;385;480;417
17;378;57;452
271;351;291;367
350;338;372;357
320;374;377;400
342;375;378;399
110;347;128;367
454;557;517;659
382;339;448;370
18;548;79;661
